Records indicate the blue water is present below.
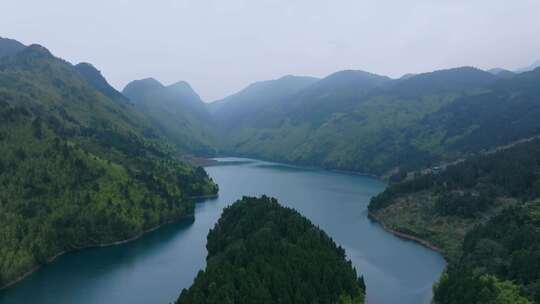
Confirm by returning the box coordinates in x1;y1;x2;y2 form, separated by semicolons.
0;158;446;304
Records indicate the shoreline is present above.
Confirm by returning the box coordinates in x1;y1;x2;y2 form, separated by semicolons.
368;212;443;254
0;214;195;291
206;155;387;181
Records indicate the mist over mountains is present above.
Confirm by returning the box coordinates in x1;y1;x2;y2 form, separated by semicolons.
4;36;538;177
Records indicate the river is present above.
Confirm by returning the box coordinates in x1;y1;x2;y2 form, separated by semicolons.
0;158;446;304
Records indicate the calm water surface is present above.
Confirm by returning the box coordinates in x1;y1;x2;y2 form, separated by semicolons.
0;158;446;304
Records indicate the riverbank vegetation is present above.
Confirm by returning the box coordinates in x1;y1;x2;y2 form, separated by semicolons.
176;196;366;304
369;139;540;302
433;201;540;303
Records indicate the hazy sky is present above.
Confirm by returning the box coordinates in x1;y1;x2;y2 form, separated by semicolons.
2;0;540;101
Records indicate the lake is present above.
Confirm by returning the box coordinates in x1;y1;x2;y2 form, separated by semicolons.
0;158;446;304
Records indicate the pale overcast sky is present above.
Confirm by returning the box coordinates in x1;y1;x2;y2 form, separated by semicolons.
2;0;540;101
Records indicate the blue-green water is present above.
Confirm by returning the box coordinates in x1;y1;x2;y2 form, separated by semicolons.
0;158;446;304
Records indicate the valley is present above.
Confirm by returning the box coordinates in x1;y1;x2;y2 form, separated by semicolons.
0;158;444;304
1;34;540;304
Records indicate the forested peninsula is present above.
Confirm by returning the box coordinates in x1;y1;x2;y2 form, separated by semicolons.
176;196;366;304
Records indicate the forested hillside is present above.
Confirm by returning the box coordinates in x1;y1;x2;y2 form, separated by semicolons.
368;138;540;303
176;196;366;304
434;201;540;304
0;42;217;288
369;138;540;258
211;66;540;175
123;78;217;155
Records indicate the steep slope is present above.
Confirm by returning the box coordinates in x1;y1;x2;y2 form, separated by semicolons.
75;62;129;103
0;42;217;288
0;37;25;58
217;67;504;174
176;196;366;304
123;78;217;155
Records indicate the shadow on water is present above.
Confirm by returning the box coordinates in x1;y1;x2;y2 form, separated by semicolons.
0;217;195;301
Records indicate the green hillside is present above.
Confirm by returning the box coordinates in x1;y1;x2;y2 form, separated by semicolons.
123;78;217;155
210;66;540;176
176;196;366;304
0;42;217;288
368;138;540;302
433;201;539;304
212;67;502;174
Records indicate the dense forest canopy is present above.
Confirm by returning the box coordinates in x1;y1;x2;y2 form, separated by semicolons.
369;138;540;303
176;196;366;304
0;41;217;288
434;202;540;304
370;138;540;215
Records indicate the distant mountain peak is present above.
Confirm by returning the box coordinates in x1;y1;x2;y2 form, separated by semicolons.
168;80;195;93
19;44;54;59
136;77;164;88
487;68;516;79
403;66;495;82
75;62;128;103
515;60;540;73
166;81;202;102
277;74;318;81
400;73;416;80
321;69;392;84
0;37;26;58
169;80;191;88
122;78;164;102
76;62;96;69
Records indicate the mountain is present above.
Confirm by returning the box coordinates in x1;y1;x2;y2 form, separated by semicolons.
515;59;540;73
209;75;319;129
122;78;217;155
176;196;366;304
487;68;516;78
0;42;217;288
0;37;25;58
75;62;129;103
214;67;505;174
